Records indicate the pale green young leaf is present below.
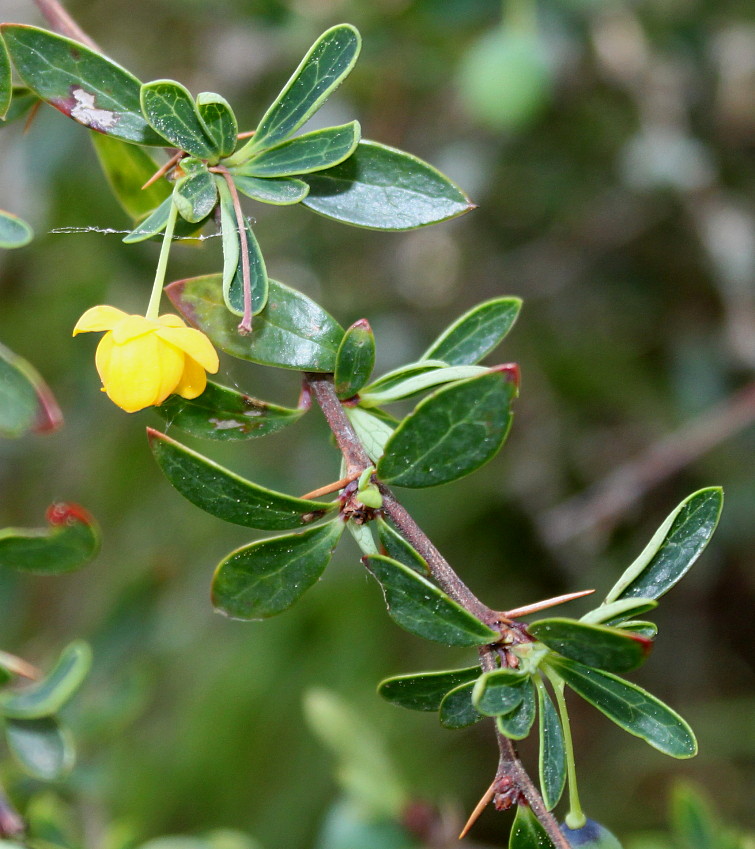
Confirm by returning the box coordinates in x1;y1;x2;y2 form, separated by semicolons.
231;174;309;205
580;598;657;626
345;406;395;462
359;364;487;406
0;209;33;249
5;716;75;780
196;91;237;157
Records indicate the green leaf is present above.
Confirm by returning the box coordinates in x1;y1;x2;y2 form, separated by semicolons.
377;370;516;488
345;407;394;463
0;503;100;574
509;804;555;849
140;79;216;158
122;195;173;243
439;681;482;729
232;24;361;158
148;428;336;530
547;655;697;758
0;36;11;119
359;364;488;406
423;298;522;365
560;819;623;849
0;641;91;719
670;782;719;849
196;91;237;158
528;618;653;673
91;133;171;219
536;679;566;810
0;86;38;125
580;598;657;627
0;209;33;249
619;621;658;639
496;679;536;740
216;177;240;304
225;216;269;317
302;140;474;230
236;121;360;178
5;716;75;779
472;668;528;717
1;24;163;145
375;518;428;575
604;488;724;603
0;341;62;437
166;273;344;372
377;666;480;712
230;174;309;205
363;554;499;646
212;520;344;620
334;319;375;399
361;361;447;394
173;161;218;223
155;380;305;441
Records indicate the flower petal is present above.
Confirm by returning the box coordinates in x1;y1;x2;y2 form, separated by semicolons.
157;313;187;329
173;356;208;400
73;305;128;335
154;326;219;373
111;314;159;344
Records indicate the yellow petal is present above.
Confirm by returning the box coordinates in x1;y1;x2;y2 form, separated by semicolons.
98;334;184;412
73;305;128;336
173;356;208;400
157;313;187;329
154;326;219;373
110;314;159;344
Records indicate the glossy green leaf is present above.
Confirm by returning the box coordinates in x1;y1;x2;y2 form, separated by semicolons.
347;519;378;555
0;36;11;119
216;177;241;304
148;428;336;530
536;680;566;810
619;620;658;639
377;666;480;711
212;520;344;620
91;133;171;219
439;681;482;728
1;25;163;145
560;819;623;849
509;805;555;849
230;174;309;205
0;209;33;249
359;364;487;406
529;618;653;673
0;341;62;436
377;370;516;487
361;361;447;394
5;716;75;779
302;140;474;230
496;679;537;740
605;488;724;603
196;91;237;158
166;273;344;371
237;121;360;178
0;641;91;719
580;598;657;627
0;503;100;574
0;86;37;125
232;24;361;158
423;298;522;365
225;216;269;317
547;655;697;757
363;554;499;647
375;518;428;575
173;162;218;223
155;380;305;441
140;79;216;158
123;195;173;243
335;319;375;399
345;407;395;463
472;668;528;717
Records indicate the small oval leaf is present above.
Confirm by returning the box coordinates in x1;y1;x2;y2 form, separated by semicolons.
148;428;336;530
5;716;75;780
196;91;237;157
0;209;33;249
0;503;100;575
496;679;537;740
510;804;556;849
155;381;304;441
472;667;528;716
166;274;344;372
212;520;344;620
439;681;482;729
375;518;428;575
140;79;216;158
363;554;499;647
423;297;522;366
377;370;517;488
302;140;474;230
378;667;481;712
547;655;697;758
231;174;309;205
344;407;395;463
536;680;566;811
173;164;218;223
0;342;62;436
334;319;375;399
1;641;91;720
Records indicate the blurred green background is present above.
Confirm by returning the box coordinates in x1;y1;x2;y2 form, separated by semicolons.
0;0;753;845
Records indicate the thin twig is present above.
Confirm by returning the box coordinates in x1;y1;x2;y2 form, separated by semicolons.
32;0;100;49
459;779;496;839
502;589;595;620
0;650;41;681
300;469;362;500
142;151;183;190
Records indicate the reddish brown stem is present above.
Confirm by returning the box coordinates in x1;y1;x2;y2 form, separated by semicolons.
32;0;99;48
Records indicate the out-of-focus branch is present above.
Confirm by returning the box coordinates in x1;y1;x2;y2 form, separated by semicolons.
31;0;100;50
539;380;755;546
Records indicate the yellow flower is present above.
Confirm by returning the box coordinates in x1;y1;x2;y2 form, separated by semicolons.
73;306;219;413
